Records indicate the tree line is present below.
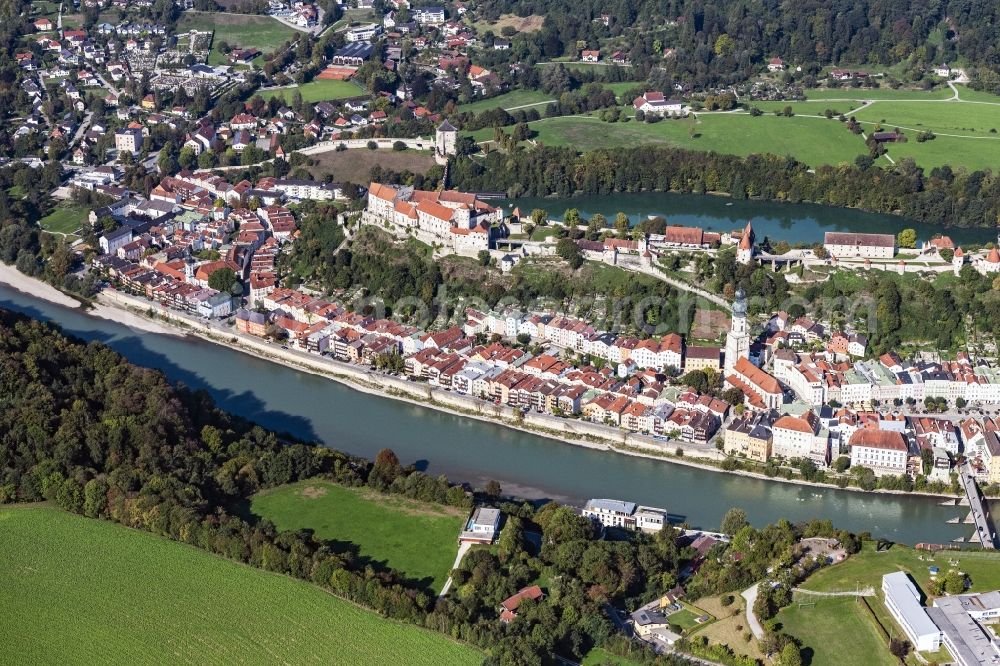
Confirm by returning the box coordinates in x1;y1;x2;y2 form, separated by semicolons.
450;145;1000;229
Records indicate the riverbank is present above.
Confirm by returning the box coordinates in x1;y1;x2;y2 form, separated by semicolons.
0;264;182;337
91;287;970;503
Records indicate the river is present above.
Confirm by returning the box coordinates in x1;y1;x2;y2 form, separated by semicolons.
0;283;976;544
505;191;999;246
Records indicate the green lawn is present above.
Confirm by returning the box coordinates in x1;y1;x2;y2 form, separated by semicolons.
954;85;1000;103
776;596;897;666
251;480;467;593
582;647;644;666
178;12;298;65
260;78;364;103
803;86;955;101
39;203;87;236
800;542;1000;595
458;89;555;114
0;506;481;665
750;100;863;116
484;112;868;167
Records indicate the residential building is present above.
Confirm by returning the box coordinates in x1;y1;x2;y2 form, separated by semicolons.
724;411;774;461
499;586;544;623
459;506;501;544
582;498;668;533
114;128;143;154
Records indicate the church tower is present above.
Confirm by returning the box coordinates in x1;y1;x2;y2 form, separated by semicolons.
724;288;750;375
737;221;755;265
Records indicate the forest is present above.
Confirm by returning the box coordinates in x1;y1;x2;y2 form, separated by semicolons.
468;0;1000;89
0;308;865;664
450;145;1000;229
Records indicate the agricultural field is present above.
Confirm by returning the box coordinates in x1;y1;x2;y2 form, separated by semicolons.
259;78;364;103
305;147;438;183
250;480;467;593
39;203;88;237
0;507;482;665
177;12;298;65
458;89;555;114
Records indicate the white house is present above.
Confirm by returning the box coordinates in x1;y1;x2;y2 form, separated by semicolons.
849;429;909;476
882;572;942;652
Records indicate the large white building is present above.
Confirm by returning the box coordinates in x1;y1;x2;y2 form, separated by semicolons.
928;591;1000;666
849;429;909;476
771;412;825;464
582;498;667;533
882;572;942;653
114;128;143;154
824;232;896;259
364;182;501;255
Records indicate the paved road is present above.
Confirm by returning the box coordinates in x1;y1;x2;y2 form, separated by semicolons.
437;541;471;597
741;584;764;640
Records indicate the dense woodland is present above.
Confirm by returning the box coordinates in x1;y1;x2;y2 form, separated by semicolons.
468;0;1000;89
0;309;865;664
451;145;1000;229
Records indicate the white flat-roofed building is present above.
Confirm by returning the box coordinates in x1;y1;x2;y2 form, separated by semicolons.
882;572;942;653
459;506;502;544
928;591;1000;666
346;23;381;42
582;498;667;533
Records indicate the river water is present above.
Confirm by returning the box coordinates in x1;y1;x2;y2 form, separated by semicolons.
0;283;976;544
505;191;999;246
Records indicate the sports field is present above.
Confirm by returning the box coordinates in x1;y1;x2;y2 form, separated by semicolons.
251;480;467;593
776;596;897;666
0;506;481;665
260;78;364;103
39;203;87;237
177;12;298;65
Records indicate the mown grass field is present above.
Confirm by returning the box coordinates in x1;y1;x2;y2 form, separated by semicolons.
474;112;868;167
178;12;298;65
458;89;555;113
305;148;438;183
260;78;364;103
690;594;765;662
251;480;467;593
39;203;87;237
0;506;482;665
466;79;1000;170
799;541;1000;594
581;647;643;665
776;596;897;666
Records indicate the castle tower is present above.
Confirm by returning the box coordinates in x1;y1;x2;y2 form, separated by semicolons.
724;288;750;375
953;247;964;276
435;119;457;164
737;221;755;265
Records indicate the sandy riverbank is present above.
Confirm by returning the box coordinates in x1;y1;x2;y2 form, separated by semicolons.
0;263;80;308
0;264;183;337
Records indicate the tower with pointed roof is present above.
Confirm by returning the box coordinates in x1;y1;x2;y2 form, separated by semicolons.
435;119;457;162
953;246;965;276
724;288;751;375
737;221;755;264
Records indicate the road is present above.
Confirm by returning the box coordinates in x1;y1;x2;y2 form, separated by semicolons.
437;541;472;597
69;111;93;148
740;584;764;640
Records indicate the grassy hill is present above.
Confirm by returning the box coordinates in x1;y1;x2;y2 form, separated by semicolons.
251;480;468;593
0;506;482;665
